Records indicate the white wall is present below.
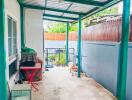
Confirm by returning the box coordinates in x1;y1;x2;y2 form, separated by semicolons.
25;9;43;60
45;40;65;48
5;0;21;88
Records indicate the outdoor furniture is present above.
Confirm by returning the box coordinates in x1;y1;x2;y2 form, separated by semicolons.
20;63;42;91
70;65;78;76
20;47;37;66
11;84;31;100
20;52;37;66
20;57;43;80
69;62;78;76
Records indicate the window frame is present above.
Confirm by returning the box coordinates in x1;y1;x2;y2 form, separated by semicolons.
7;16;17;62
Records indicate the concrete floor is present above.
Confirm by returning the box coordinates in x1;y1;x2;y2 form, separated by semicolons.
32;67;117;100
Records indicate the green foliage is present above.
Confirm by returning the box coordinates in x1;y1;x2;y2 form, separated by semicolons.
56;53;66;65
92;7;118;18
84;7;118;27
47;23;77;34
48;55;56;61
69;24;78;32
48;53;66;65
48;23;66;33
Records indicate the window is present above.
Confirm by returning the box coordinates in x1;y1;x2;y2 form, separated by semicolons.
8;16;17;59
8;16;17;78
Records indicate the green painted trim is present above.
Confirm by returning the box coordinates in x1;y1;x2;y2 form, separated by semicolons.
43;14;78;20
43;0;47;14
22;3;85;15
17;0;22;4
83;0;121;19
61;3;73;16
66;22;69;65
43;18;72;23
20;5;25;48
0;0;8;99
64;0;104;6
77;15;82;78
46;49;48;65
58;48;61;61
117;0;131;100
72;0;122;23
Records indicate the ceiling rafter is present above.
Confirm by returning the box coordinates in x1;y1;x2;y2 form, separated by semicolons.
17;0;122;23
43;0;48;14
43;14;78;20
64;0;105;7
18;2;85;15
83;0;122;19
61;3;73;16
72;0;122;23
43;18;72;23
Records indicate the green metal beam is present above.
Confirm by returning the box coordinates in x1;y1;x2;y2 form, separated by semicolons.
83;0;122;19
77;15;82;78
64;0;104;6
21;3;85;15
61;3;73;16
117;0;131;100
43;0;47;14
46;49;48;66
43;18;72;23
43;14;78;20
58;48;61;61
20;5;25;48
0;0;8;100
17;0;23;3
66;22;69;65
72;0;122;23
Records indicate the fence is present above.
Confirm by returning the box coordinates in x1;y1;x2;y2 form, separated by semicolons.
81;15;132;100
45;15;132;42
82;15;132;42
44;32;77;41
44;48;75;66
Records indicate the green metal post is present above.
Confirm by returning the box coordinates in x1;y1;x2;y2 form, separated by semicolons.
117;0;131;100
20;5;25;48
47;49;48;66
0;0;8;100
77;15;82;78
59;48;61;61
66;22;69;66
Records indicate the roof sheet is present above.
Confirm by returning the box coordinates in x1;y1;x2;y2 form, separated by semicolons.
19;0;122;22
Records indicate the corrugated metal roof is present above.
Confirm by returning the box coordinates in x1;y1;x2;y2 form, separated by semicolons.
18;0;122;22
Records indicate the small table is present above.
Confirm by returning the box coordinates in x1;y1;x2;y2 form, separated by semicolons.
20;66;42;91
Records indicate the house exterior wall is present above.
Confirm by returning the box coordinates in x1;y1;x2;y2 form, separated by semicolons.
25;9;43;60
4;0;21;89
4;1;44;89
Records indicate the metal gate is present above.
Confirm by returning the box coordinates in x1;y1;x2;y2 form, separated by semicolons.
44;48;75;67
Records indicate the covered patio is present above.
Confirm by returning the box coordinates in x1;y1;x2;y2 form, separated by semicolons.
0;0;131;100
32;67;117;100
